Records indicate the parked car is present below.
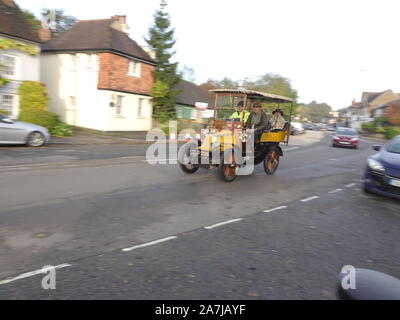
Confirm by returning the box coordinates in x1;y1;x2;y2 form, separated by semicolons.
332;127;359;149
326;125;336;131
290;122;305;135
304;123;319;131
0;113;50;147
364;135;400;199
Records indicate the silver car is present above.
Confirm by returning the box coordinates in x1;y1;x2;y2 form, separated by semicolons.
0;113;51;147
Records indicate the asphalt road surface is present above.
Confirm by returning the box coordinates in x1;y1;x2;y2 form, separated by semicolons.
0;131;399;299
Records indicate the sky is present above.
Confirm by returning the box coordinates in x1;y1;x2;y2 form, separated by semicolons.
15;0;400;110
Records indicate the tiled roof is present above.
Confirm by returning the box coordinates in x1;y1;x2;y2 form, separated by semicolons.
41;19;154;64
174;80;212;107
0;0;41;43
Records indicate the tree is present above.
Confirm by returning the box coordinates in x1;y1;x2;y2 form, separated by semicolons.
180;65;196;82
298;101;332;123
51;9;77;36
22;9;41;32
145;0;180;122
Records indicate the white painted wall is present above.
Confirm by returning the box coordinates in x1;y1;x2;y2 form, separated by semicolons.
41;52;153;131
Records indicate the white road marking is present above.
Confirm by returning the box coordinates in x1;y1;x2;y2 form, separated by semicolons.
329;188;343;194
0;264;71;286
283;147;299;151
263;206;287;213
122;236;177;252
329;158;338;161
346;183;357;188
204;218;243;230
301;196;320;202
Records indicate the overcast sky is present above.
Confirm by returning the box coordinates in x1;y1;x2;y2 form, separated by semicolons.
16;0;400;109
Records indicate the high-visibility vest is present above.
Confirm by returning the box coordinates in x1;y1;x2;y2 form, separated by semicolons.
231;111;250;123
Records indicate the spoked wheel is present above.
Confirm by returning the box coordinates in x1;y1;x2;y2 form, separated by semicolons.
27;131;45;147
215;149;240;182
178;142;199;174
264;147;280;175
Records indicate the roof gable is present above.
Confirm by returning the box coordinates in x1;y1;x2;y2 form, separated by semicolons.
0;0;41;43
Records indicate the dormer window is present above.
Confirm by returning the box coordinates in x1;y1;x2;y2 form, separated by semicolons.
128;60;141;77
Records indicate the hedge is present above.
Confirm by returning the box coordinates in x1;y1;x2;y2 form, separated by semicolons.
384;126;400;140
18;109;58;131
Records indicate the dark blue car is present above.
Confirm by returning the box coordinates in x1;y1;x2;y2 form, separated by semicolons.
364;135;400;199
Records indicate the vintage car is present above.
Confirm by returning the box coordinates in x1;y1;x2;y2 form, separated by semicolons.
178;89;294;182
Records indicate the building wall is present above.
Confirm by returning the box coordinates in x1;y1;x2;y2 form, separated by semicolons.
98;52;154;95
0;35;40;117
41;52;153;131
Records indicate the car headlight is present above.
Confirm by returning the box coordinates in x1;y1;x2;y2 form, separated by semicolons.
367;158;384;172
351;137;359;141
332;135;339;140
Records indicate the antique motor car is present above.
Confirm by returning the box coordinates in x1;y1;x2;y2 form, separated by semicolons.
178;89;294;182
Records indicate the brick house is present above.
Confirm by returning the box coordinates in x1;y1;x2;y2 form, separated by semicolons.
0;0;45;117
40;15;155;132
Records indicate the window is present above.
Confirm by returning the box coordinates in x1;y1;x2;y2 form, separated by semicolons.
1;55;17;76
69;96;76;110
1;95;14;113
128;60;141;77
116;95;124;117
137;98;145;118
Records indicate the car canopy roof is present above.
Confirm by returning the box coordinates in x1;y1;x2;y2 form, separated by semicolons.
209;89;294;103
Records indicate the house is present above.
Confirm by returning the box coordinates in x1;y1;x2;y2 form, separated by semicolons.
361;90;400;117
375;99;400;125
174;80;213;122
40;15;155;132
0;0;46;117
343;90;400;129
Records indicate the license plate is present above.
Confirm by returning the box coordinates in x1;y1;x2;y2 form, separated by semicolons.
339;141;351;145
388;178;400;187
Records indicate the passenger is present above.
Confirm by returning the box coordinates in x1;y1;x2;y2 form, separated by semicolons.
245;103;268;142
270;109;286;131
230;101;250;123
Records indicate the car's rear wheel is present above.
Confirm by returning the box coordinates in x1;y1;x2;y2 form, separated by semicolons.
264;147;280;175
27;131;45;147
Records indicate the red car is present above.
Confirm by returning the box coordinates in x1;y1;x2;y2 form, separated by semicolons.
332;127;359;149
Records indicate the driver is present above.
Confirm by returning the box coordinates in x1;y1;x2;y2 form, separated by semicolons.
230;101;250;123
245;103;269;142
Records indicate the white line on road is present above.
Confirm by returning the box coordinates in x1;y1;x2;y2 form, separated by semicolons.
122;236;177;252
204;218;243;230
300;196;320;202
283;147;299;151
0;264;71;286
346;183;357;188
263;206;287;213
329;158;338;161
329;188;343;194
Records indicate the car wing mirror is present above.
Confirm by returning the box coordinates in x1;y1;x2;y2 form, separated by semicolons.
373;145;381;152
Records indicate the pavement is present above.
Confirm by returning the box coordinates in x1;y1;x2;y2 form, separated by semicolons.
0;131;399;300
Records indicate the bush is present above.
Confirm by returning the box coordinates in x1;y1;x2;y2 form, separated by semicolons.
18;81;48;112
361;122;375;133
384;126;400;140
18;109;58;131
50;122;73;137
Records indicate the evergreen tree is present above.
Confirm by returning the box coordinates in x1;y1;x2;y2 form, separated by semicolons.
145;0;180;122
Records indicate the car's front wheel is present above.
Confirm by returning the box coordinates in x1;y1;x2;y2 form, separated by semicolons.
27;131;45;147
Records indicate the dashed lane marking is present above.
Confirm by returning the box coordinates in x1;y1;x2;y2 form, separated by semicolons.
204;218;243;230
122;236;177;252
329;188;343;194
263;206;287;213
300;196;320;202
0;264;71;286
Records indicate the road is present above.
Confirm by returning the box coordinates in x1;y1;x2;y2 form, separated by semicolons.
0;131;399;299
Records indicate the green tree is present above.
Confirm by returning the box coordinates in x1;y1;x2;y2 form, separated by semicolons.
145;0;180;122
22;9;41;32
298;101;332;123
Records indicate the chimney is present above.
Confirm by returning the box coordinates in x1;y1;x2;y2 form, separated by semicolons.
351;99;357;106
38;27;52;42
110;15;130;35
2;0;16;7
